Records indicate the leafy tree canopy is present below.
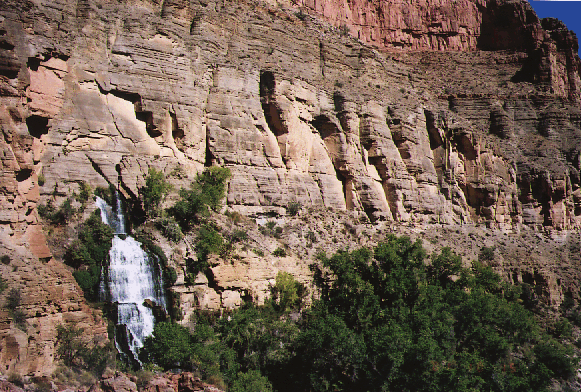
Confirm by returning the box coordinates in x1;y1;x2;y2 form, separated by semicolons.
140;168;173;218
140;236;578;392
170;167;231;230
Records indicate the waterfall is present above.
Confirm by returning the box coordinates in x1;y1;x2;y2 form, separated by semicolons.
96;193;166;365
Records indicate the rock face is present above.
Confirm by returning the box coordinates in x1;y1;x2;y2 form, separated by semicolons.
0;0;580;376
295;0;581;101
1;0;578;230
89;371;223;392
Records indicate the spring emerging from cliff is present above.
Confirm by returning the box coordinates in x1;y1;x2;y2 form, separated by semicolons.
96;193;166;366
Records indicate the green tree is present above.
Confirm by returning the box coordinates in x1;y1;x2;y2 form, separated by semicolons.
230;370;273;392
5;288;20;310
140;321;235;381
63;211;114;301
177;236;578;392
288;236;577;392
270;272;306;312
140;168;173;217
55;323;114;376
170;167;231;230
216;305;298;376
140;321;193;370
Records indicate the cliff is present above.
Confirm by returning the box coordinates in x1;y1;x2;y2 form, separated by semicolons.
0;0;580;376
296;0;581;101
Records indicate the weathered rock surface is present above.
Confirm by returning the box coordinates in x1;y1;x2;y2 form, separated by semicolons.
295;0;581;101
1;0;578;231
0;0;580;376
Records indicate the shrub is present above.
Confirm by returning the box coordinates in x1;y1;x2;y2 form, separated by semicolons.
53;198;75;224
286;201;301;216
139;321;195;370
140;168;173;218
11;309;27;331
75;181;92;205
5;288;21;310
169;165;185;179
260;221;283;238
229;370;273;392
170;166;231;230
225;210;243;225
295;8;307;21
37;173;45;186
196;224;224;263
184;225;225;285
134;370;154;389
230;229;248;243
33;379;53;392
38;198;76;225
554;318;573;338
339;24;349;36
94;185;115;206
272;247;286;257
164;267;178;287
0;255;9;264
37;201;55;220
140;321;233;381
63;211;114;301
7;371;23;387
73;266;101;301
270;272;306;312
56;323;114;376
155;217;183;242
64;211;114;269
0;276;6;293
56;324;84;367
479;246;495;263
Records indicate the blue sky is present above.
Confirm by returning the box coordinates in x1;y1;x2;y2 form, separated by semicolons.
528;0;581;54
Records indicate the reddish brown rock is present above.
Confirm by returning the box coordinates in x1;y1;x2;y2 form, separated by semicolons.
99;374;137;392
0;379;25;392
0;0;580;376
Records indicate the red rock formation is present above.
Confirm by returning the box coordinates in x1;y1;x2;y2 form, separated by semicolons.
295;0;581;101
0;0;579;377
298;0;485;51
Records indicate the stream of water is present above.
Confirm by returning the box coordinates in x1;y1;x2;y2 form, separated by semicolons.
96;194;166;365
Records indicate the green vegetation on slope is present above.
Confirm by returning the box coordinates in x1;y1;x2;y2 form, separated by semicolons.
140;168;172;218
138;235;578;392
170;166;231;230
64;210;114;301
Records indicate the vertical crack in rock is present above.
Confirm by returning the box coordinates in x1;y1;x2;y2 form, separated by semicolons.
259;70;289;166
170;109;184;151
312;114;350;209
204;124;213;167
319;40;325;77
425;109;448;188
86;154;112;186
360;113;396;221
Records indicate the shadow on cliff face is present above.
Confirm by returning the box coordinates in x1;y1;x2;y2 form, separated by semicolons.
478;0;539;52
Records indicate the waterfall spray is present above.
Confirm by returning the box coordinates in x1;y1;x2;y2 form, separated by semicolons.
96;192;166;365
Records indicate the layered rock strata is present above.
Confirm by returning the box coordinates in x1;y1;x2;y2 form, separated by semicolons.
0;0;580;376
296;0;581;101
0;0;578;231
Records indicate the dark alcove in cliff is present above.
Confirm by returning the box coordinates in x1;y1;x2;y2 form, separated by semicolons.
26;115;49;138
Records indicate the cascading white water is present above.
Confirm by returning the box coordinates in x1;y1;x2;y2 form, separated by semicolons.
96;194;166;364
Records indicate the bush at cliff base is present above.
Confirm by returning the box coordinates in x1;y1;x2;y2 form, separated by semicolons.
139;235;578;392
